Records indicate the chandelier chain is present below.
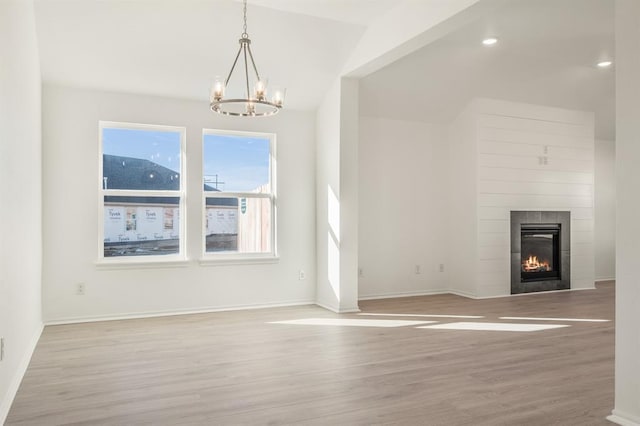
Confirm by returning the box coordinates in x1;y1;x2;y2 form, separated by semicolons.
242;0;248;38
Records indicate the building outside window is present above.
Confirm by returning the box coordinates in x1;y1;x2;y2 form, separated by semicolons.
99;122;186;261
202;129;276;258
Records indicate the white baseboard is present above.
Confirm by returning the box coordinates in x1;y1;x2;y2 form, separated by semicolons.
608;410;640;426
447;289;479;299
359;289;449;301
363;286;599;302
0;323;44;425
596;277;616;282
315;302;361;313
44;300;316;325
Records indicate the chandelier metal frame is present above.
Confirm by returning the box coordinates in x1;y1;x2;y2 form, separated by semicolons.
210;0;283;117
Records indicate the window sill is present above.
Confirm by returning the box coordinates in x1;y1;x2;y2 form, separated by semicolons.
95;258;191;270
198;255;280;267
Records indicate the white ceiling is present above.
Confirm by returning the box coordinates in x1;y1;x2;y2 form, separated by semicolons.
360;0;615;140
33;0;370;111
34;0;615;139
238;0;396;26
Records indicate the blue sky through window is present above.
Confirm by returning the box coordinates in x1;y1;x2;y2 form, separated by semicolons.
102;128;181;173
203;133;270;192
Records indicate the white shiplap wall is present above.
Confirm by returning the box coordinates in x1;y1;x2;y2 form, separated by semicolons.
473;99;595;297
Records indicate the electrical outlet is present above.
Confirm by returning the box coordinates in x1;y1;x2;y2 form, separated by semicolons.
415;265;421;274
76;283;86;295
298;270;305;280
1;337;5;361
439;263;445;273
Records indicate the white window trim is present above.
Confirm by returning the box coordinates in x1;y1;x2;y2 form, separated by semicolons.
200;128;278;262
97;121;187;265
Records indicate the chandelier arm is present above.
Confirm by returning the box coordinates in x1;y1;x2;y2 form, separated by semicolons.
225;44;244;86
246;44;262;82
243;43;251;100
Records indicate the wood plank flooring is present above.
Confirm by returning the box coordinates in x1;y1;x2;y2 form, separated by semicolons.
7;282;615;425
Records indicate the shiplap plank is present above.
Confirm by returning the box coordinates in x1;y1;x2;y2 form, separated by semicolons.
478;207;509;220
478;181;592;197
478;232;509;247
479;245;510;261
479;167;593;185
479;140;593;161
570;278;597;289
478;115;593;138
478;194;593;209
479;153;593;173
570;208;594;220
571;219;594;232
478;127;592;149
571;244;594;258
475;99;594;124
477;272;510;289
478;219;509;233
573;231;594;244
478;259;509;273
572;259;596;280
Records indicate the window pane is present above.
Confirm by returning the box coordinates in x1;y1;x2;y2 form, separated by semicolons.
102;127;181;191
203;133;270;192
104;196;180;257
205;197;271;253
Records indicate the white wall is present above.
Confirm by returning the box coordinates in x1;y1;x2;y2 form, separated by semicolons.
42;85;316;322
594;139;616;281
610;0;640;423
360;99;598;299
447;104;478;297
358;117;448;299
0;1;43;422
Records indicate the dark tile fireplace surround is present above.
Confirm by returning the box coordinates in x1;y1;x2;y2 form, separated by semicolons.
510;211;570;294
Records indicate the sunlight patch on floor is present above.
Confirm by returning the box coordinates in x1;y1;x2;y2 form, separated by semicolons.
499;316;610;322
417;322;570;332
269;318;436;327
358;313;484;319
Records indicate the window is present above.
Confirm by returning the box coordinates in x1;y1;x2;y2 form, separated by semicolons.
99;122;186;261
202;129;276;258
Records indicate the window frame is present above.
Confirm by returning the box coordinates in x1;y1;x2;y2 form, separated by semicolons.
97;121;187;264
200;128;277;262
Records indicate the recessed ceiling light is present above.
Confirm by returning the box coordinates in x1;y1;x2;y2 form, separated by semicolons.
482;37;498;46
597;60;613;68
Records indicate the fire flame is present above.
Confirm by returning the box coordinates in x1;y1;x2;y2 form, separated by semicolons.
522;255;551;272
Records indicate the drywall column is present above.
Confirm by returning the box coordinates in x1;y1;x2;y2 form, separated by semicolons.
609;1;640;424
315;78;359;313
594;140;615;281
0;1;43;422
338;78;359;311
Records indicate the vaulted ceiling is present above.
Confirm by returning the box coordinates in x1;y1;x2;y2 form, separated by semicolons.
34;0;614;139
360;0;615;140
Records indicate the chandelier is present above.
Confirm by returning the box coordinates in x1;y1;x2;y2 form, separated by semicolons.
210;0;285;117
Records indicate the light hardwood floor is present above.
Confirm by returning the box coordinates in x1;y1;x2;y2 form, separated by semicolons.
7;282;615;425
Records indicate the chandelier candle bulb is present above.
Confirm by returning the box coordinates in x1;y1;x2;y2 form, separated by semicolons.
272;88;286;107
255;80;266;100
212;78;225;101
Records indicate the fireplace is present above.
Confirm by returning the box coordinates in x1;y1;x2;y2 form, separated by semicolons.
510;211;570;294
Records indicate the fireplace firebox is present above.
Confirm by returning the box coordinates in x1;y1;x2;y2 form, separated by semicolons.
520;224;560;282
510;211;570;294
